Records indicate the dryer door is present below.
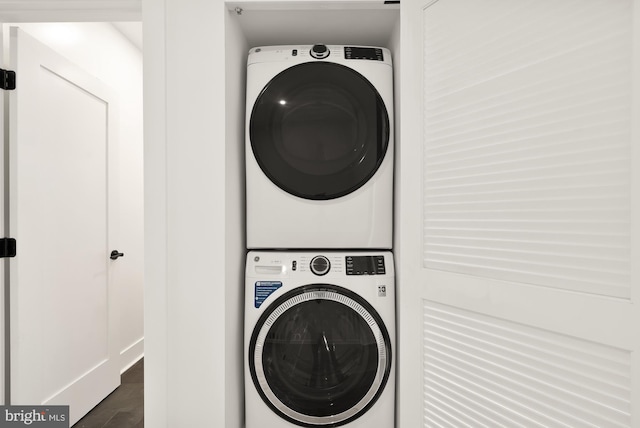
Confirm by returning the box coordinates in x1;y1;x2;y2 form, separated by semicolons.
249;62;390;200
249;285;392;427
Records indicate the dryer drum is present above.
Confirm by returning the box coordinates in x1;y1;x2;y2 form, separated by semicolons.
249;285;392;427
250;62;390;200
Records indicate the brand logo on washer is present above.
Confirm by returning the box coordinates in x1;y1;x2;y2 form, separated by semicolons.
378;285;387;297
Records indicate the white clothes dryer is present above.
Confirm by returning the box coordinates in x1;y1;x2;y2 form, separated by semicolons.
245;251;395;428
246;45;394;249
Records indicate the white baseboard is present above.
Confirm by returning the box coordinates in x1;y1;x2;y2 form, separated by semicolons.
120;337;144;374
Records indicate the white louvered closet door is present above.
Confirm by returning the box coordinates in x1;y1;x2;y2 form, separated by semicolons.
397;1;640;427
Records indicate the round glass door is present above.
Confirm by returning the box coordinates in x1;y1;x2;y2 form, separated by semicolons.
249;285;392;427
250;62;390;200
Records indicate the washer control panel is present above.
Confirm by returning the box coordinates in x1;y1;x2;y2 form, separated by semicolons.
302;254;386;276
346;255;386;275
248;252;392;278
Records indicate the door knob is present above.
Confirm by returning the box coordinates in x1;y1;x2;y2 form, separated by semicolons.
110;250;124;260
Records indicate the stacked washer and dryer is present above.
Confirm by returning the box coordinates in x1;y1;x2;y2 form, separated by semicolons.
244;44;395;428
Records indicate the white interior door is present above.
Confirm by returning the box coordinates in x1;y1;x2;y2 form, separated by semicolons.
398;0;640;426
7;27;120;425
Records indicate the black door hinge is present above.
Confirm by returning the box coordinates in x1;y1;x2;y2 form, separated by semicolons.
1;69;16;90
0;238;17;258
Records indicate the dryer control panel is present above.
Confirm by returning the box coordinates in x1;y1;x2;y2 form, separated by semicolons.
344;46;384;61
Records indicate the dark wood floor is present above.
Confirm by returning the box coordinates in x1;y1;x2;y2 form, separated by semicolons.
73;358;144;428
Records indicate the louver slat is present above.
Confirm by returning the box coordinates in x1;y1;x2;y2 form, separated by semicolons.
422;0;632;298
423;302;632;427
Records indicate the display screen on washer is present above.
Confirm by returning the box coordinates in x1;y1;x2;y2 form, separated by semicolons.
249;285;391;426
346;255;385;275
250;62;390;200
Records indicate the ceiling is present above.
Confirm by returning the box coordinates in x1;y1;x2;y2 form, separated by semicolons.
112;21;142;50
0;1;142;50
234;8;399;48
0;0;141;22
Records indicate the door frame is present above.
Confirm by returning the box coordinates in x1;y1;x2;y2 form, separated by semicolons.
0;0;142;406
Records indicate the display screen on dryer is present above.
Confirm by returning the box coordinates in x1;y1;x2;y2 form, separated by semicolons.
344;46;384;61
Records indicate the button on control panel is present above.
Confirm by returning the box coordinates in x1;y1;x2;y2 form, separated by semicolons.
346;255;386;275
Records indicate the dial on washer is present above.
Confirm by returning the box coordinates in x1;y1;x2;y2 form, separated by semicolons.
310;255;331;276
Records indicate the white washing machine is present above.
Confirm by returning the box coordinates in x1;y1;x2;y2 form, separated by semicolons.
245;251;395;428
246;45;394;249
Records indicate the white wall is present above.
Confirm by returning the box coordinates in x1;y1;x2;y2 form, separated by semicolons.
143;1;229;427
4;22;145;373
224;9;249;427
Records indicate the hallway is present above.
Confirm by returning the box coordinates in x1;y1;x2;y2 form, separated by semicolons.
74;359;143;428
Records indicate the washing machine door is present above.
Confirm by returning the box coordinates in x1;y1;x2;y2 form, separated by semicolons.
249;285;392;427
250;62;390;200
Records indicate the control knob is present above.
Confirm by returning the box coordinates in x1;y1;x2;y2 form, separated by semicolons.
310;255;330;276
310;44;330;59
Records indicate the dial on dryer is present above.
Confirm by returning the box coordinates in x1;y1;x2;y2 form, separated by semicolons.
310;44;330;59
